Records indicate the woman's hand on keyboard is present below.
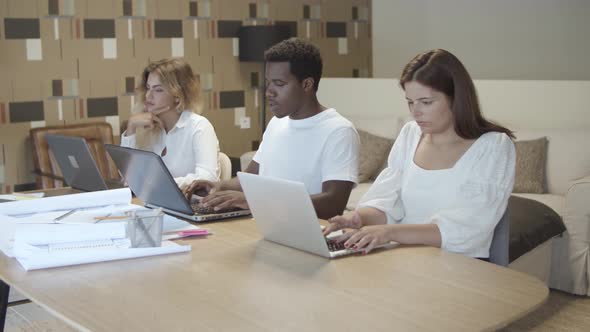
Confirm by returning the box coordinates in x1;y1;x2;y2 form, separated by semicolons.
323;210;363;236
201;190;249;211
336;225;393;254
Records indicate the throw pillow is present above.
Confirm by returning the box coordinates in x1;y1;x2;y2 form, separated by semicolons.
357;130;394;183
513;137;548;193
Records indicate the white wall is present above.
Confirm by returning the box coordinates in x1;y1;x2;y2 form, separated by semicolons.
318;78;590;133
372;0;590;80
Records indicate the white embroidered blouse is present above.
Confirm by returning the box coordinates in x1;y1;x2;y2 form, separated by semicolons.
358;121;515;258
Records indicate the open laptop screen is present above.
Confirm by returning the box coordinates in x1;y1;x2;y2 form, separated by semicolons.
46;134;109;192
104;145;193;215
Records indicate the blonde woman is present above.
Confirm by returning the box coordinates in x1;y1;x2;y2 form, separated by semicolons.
121;58;220;187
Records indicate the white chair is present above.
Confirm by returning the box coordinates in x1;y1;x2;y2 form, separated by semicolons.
219;152;232;181
240;151;256;171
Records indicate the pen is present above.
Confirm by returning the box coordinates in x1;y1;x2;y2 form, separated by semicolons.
177;229;210;237
54;209;77;222
94;215;129;221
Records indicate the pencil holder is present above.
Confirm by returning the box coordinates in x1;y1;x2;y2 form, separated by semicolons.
126;208;164;248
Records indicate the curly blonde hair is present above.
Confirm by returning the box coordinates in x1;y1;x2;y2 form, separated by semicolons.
132;58;201;149
134;57;201;114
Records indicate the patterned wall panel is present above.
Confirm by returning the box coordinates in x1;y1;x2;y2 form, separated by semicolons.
0;0;372;193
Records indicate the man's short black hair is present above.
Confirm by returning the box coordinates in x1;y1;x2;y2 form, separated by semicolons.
264;38;323;91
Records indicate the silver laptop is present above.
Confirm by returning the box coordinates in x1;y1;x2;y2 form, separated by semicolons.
105;144;250;222
46;134;124;192
238;172;397;258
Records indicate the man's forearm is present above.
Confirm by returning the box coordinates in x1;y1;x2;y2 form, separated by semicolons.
219;160;259;192
310;193;347;220
219;177;243;191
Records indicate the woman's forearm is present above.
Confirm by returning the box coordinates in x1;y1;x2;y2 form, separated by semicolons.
357;207;388;226
388;224;442;248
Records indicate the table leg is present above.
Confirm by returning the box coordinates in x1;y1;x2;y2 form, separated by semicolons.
0;279;8;332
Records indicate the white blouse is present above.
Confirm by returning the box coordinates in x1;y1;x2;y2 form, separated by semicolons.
358;121;515;258
121;111;220;188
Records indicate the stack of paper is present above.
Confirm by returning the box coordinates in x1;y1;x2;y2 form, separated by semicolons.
0;188;192;271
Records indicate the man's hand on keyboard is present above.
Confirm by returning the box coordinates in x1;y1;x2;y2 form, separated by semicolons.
201;190;249;211
182;180;221;200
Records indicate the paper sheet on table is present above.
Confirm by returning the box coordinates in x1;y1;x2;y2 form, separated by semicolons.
15;241;191;271
0;188;131;216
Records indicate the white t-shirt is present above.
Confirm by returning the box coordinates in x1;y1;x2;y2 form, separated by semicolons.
253;108;359;195
358;121;515;258
121;111;220;187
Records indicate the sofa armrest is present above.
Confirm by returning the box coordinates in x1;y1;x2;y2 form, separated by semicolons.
564;174;590;240
550;174;590;295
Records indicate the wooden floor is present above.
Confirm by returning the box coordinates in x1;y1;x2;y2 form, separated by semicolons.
5;289;590;332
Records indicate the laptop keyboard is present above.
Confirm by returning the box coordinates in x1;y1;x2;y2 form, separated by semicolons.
326;239;346;252
190;202;240;215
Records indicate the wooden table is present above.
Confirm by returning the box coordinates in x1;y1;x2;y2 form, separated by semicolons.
1;217;548;331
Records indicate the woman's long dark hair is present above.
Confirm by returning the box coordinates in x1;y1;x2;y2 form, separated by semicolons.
400;49;514;139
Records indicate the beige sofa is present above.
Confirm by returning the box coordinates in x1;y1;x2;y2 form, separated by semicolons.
316;78;590;295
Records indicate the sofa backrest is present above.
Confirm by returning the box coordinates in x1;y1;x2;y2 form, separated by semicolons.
318;78;409;139
318;78;590;195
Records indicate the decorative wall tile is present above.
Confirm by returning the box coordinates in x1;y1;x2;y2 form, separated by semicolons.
198;0;211;18
103;38;117;59
49;0;59;16
275;21;297;38
125;77;135;94
52;80;63;97
219;91;245;109
250;72;259;88
326;22;346;38
217;20;242;38
154;19;182;38
84;19;115;38
25;39;43;60
189;1;198;17
4;18;40;39
249;3;256;18
87;97;118;117
171;37;184;57
62;0;75;16
9;101;44;123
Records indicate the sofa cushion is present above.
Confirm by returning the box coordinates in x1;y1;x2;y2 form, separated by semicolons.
513;129;590;195
511;193;565;217
513;137;548;194
357;130;394;183
508;195;566;262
